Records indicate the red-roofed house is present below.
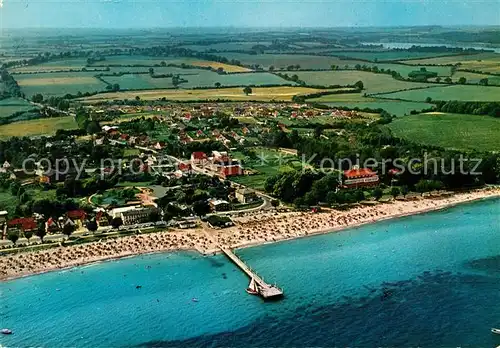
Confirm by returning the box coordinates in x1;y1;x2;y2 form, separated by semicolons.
119;134;130;141
219;165;243;178
191;152;208;164
8;217;37;233
46;217;60;233
67;210;87;221
178;162;192;172
96;211;109;227
343;167;379;189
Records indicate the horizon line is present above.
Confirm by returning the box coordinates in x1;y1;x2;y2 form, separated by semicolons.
2;24;500;30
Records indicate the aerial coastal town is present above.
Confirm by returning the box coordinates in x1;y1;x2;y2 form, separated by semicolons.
0;27;499;291
0;0;500;343
0;97;499;281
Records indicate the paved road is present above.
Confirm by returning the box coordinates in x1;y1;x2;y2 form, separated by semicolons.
30;101;76;117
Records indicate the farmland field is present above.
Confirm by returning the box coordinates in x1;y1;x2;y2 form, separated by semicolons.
15;72;108;97
0;98;36;119
100;74;176;90
329;50;459;62
9;58;88;73
369;63;452;77
188;61;251;72
105;66;202;74
179;71;292;88
101;70;293;90
181;41;273;52
314;100;434;116
79;86;334;102
376;85;500;102
307;91;434;115
220;53;452;76
220;53;363;70
0;116;77;139
402;52;500;73
447;72;500;85
293;70;435;93
388;112;500;152
88;55;249;72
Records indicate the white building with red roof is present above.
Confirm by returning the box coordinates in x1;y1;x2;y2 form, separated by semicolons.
343;166;379;189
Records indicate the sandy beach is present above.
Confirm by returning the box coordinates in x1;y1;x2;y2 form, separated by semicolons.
1;187;499;281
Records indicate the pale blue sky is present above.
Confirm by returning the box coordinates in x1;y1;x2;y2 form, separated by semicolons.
1;0;499;28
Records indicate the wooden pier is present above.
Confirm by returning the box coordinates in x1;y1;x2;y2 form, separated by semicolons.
219;246;283;300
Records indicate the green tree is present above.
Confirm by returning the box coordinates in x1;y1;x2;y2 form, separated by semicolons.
149;211;160;222
62;223;75;239
111;217;123;229
32;93;44;103
192;200;210;217
372;187;383;200
400;185;409;197
35;222;47;243
214;82;221;88
86;220;98;233
390;187;401;198
458;77;467;84
479;78;489;86
7;230;19;246
86;120;101;134
243;86;253;95
23;230;33;243
354;80;364;90
444;77;452;83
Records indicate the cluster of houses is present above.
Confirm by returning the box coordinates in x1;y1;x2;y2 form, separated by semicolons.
0;203;165;240
191;151;246;178
1;209;93;239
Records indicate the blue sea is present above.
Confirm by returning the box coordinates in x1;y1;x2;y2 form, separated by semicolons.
1;198;500;347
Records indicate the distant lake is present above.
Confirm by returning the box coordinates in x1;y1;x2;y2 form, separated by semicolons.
362;42;500;53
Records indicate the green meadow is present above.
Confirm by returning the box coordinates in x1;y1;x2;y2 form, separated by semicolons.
314;100;435;116
220;53;364;70
377;85;500;102
329;50;457;62
388;113;500;152
230;148;302;190
15;71;108;97
0;98;36;119
293;70;435;93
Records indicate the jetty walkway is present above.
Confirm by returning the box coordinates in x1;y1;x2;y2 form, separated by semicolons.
219;246;283;300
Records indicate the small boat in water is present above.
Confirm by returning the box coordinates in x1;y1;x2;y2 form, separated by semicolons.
246;278;259;295
1;329;12;335
492;328;500;335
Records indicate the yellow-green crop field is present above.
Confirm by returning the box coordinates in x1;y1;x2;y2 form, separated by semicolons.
79;86;341;102
0;116;77;139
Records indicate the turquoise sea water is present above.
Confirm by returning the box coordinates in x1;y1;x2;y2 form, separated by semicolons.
1;198;500;347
